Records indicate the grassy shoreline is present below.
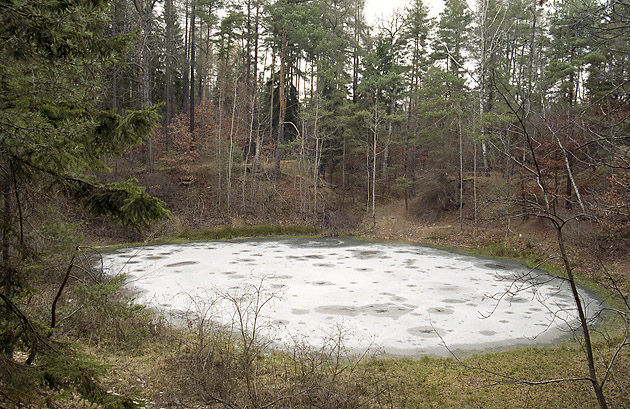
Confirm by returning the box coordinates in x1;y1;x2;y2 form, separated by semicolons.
77;225;629;408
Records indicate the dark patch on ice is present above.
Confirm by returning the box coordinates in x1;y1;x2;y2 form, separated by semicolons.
315;305;358;316
442;298;465;304
363;303;412;319
353;250;384;259
313;281;333;286
485;263;507;269
427;307;454;315
390;296;407;303
273;319;289;326
165;261;200;267
480;330;496;336
507;297;529;304
304;254;325;260
271;275;293;280
408;326;441;338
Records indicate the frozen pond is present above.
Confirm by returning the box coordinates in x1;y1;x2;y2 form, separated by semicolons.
104;237;601;356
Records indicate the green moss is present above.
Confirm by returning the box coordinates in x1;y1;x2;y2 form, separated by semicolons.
96;225;320;251
171;224;319;241
354;340;626;408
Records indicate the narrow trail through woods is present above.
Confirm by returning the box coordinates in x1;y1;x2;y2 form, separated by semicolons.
366;199;452;242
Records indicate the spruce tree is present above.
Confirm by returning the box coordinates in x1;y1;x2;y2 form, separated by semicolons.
0;0;168;375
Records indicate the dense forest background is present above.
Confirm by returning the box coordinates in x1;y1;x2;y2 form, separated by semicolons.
95;0;630;236
1;0;630;408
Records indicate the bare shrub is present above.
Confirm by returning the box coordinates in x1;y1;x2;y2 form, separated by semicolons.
162;282;389;409
53;249;167;351
281;326;387;409
410;171;457;220
320;209;360;235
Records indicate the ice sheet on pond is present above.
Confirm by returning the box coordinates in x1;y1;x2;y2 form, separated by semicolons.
103;237;601;356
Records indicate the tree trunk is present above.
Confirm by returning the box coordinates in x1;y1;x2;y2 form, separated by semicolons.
164;0;174;152
372;93;378;224
2;167;10;264
183;0;190;113
189;2;196;134
268;47;275;156
275;30;287;177
458;110;464;231
227;80;238;215
555;225;608;409
217;87;223;208
341;130;347;204
382;88;395;197
134;0;155;171
313;94;321;215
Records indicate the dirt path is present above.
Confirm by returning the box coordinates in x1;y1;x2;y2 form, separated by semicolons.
361;199;455;243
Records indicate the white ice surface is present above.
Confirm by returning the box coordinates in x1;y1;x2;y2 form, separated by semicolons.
104;238;600;356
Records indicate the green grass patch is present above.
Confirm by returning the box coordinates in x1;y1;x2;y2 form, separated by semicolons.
446;240;564;277
478;242;561;273
358;340;628;408
170;224;319;241
464;241;621;301
95;225;320;251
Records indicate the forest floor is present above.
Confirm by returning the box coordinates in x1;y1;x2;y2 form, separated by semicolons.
363;198;554;261
367;199;447;241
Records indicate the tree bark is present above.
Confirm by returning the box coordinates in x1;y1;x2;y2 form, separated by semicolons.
164;0;174;151
189;1;196;134
555;224;608;409
275;30;287;177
